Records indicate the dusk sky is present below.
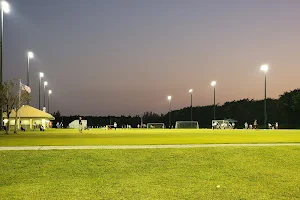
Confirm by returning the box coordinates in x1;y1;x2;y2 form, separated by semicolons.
4;0;300;116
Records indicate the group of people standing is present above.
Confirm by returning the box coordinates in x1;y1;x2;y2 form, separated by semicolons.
268;122;279;129
56;122;64;129
244;120;279;129
244;120;258;129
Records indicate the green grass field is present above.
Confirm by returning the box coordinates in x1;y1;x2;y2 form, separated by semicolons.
1;147;300;199
0;129;300;146
1;129;300;199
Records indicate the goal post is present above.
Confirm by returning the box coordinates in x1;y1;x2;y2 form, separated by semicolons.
147;123;165;129
175;121;199;129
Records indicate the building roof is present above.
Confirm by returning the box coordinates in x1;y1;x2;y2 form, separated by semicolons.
3;105;55;120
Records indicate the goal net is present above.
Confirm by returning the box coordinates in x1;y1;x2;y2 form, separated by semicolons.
175;121;199;129
147;123;165;129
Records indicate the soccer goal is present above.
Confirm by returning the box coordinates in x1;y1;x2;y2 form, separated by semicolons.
147;123;165;129
175;121;199;129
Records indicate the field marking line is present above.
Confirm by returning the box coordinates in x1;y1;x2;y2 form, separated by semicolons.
0;143;300;151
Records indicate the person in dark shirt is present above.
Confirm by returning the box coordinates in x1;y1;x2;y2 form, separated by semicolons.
253;120;258;130
79;117;83;133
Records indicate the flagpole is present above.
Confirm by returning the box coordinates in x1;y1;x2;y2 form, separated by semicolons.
18;79;21;130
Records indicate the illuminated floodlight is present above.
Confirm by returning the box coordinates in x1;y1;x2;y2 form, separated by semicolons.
1;1;10;13
28;51;34;59
211;81;216;87
260;64;268;72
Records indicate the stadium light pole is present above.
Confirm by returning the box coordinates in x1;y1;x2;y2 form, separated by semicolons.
27;51;34;87
43;81;48;110
189;89;193;121
167;96;172;128
0;1;10;131
39;72;44;110
260;64;268;129
211;81;216;120
48;90;52;114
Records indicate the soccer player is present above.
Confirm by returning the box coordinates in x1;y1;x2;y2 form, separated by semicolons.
114;122;117;130
253;120;258;130
275;122;279;129
79;117;83;133
244;122;248;129
268;123;272;129
212;121;216;129
232;122;235;129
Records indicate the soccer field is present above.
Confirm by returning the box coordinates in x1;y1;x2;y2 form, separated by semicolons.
0;147;300;199
1;129;300;199
0;128;300;146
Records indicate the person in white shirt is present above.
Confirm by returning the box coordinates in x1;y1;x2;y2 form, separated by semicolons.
268;123;272;129
275;122;279;129
244;122;248;129
212;121;217;129
114;122;117;130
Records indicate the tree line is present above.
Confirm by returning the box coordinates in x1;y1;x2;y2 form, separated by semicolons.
52;88;300;129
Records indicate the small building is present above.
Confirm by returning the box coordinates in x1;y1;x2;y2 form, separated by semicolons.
3;105;55;130
68;120;87;129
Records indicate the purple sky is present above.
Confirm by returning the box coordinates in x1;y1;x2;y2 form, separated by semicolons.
4;0;300;115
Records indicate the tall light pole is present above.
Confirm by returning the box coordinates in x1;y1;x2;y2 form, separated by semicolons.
39;72;44;110
260;64;268;129
48;90;52;114
43;81;48;110
167;95;172;128
211;81;216;120
0;1;9;130
27;51;34;87
189;89;193;121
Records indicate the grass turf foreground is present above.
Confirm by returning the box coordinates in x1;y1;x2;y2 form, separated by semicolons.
1;129;300;146
0;147;300;199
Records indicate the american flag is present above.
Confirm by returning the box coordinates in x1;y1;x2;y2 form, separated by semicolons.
20;83;31;93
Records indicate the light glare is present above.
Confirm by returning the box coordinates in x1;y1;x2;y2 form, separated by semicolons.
49;90;52;94
211;81;216;87
260;64;268;72
167;96;172;101
189;89;193;93
28;51;34;59
44;81;48;86
1;1;10;13
39;72;44;78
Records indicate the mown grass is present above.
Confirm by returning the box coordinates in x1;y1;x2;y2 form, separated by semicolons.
0;129;300;146
0;146;300;199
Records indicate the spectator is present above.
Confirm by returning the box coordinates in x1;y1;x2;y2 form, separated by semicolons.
33;122;37;131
